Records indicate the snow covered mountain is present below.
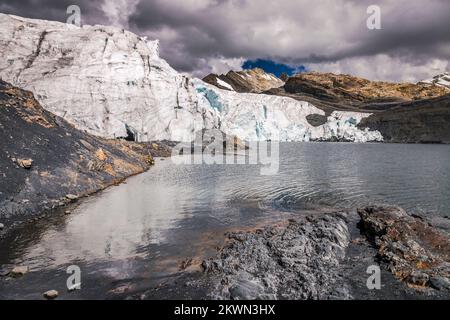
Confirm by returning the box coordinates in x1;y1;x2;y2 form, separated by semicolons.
418;73;450;89
203;68;284;93
0;14;382;143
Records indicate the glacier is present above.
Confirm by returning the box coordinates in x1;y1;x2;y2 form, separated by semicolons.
0;14;383;143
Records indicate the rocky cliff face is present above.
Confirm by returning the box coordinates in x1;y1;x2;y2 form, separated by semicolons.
0;14;382;143
0;79;160;234
203;68;284;93
358;94;450;143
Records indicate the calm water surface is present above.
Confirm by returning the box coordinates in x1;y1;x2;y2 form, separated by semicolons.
0;143;449;298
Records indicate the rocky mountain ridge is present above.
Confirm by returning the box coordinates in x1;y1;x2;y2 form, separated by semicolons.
203;68;284;93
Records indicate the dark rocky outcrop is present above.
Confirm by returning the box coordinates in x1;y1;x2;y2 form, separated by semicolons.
306;114;328;127
358;206;450;291
201;212;352;299
358;95;450;143
0;80;168;235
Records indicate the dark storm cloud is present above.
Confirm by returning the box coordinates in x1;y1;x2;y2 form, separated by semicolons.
126;0;450;79
1;0;448;81
0;0;108;25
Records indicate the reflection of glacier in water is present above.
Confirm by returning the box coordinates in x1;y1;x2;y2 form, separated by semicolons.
1;143;450;293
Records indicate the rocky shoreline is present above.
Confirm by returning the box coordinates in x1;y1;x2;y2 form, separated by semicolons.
0;80;172;237
202;212;352;300
140;206;450;300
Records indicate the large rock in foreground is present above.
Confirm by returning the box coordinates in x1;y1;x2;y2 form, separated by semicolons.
358;206;450;291
202;212;351;299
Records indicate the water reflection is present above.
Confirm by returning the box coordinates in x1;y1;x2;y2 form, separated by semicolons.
2;143;450;276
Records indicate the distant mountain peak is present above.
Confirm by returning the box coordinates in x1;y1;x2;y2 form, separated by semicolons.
203;68;284;93
418;72;450;89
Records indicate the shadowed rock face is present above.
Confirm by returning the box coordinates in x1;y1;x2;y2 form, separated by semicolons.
0;80;160;235
203;68;284;93
201;212;352;300
358;206;450;291
358;95;450;143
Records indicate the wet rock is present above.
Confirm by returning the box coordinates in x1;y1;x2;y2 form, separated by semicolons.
16;158;33;169
358;206;450;291
202;212;352;300
0;222;4;230
11;266;29;277
43;290;58;299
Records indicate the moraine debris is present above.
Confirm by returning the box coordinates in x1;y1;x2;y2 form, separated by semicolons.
43;290;59;299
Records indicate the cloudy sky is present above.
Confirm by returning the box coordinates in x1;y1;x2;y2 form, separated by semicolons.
0;0;449;81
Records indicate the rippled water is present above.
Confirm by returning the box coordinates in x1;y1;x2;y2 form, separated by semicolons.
0;143;449;298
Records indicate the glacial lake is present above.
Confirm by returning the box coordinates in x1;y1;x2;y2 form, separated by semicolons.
0;143;449;299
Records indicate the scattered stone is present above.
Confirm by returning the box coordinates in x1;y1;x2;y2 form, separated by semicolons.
109;285;133;295
65;194;78;201
64;210;71;215
43;290;59;299
0;223;4;230
79;139;94;151
11;266;29;277
16;158;33;169
145;155;155;166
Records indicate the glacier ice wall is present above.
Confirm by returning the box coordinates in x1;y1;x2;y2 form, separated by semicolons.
0;14;382;143
194;80;383;142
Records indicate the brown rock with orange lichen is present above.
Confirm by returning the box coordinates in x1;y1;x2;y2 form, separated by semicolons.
358;206;450;291
16;158;33;169
95;148;107;161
